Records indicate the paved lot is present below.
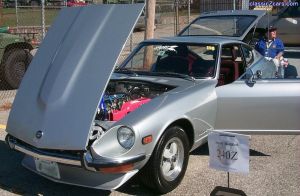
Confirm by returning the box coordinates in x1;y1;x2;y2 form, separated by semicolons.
0;125;299;196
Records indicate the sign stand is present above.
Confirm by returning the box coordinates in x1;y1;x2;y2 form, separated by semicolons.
227;172;230;188
208;130;250;196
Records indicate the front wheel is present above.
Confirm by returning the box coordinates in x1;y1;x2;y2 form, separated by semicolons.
140;126;190;194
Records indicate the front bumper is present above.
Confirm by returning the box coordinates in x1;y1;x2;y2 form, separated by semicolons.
6;134;146;190
22;155;139;190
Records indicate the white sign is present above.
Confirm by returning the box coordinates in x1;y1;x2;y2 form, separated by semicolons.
208;130;250;174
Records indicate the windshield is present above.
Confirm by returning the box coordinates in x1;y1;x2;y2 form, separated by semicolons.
117;43;219;79
180;15;256;37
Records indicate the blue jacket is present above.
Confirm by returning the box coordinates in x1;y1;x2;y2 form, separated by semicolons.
255;37;284;58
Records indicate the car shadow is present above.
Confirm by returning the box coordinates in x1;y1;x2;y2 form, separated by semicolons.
0;139;160;195
0;140;111;195
117;175;159;195
190;143;270;156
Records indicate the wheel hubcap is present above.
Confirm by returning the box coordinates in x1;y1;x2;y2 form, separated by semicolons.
160;137;184;181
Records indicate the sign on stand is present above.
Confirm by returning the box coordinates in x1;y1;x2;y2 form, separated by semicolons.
208;130;250;174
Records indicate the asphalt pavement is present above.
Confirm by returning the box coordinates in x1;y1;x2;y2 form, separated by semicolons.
0;124;299;195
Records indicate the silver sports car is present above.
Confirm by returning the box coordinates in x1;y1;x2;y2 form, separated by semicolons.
5;5;300;194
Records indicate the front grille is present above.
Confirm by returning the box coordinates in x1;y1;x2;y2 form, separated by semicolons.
9;135;83;161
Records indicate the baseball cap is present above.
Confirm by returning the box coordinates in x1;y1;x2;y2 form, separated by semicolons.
266;26;277;32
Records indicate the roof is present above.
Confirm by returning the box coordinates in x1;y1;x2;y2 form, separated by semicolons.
142;36;244;45
199;10;266;17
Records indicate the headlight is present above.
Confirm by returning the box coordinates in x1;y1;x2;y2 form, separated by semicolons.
117;126;135;149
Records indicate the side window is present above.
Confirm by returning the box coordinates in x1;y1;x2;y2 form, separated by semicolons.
250;58;277;79
241;45;254;66
218;44;246;86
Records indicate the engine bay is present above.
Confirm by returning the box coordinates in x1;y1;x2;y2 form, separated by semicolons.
95;80;175;122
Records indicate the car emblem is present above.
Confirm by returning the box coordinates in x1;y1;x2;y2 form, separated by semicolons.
35;130;43;139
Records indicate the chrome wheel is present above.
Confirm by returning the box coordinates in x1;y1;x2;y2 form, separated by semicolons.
160;137;184;181
140;126;189;194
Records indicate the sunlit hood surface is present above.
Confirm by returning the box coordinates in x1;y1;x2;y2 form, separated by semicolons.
6;4;144;150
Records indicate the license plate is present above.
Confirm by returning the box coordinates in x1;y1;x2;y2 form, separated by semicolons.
34;158;60;179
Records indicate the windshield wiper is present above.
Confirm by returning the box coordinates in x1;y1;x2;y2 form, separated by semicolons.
151;72;195;81
114;68;139;76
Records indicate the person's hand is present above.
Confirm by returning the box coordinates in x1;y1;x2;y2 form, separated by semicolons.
275;55;281;59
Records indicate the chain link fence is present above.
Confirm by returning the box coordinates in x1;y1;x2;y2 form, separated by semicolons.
0;0;250;107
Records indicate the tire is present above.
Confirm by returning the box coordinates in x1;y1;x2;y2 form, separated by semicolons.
140;126;190;194
0;49;33;89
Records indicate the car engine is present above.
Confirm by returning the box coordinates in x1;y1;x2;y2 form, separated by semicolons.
89;80;175;143
95;80;174;121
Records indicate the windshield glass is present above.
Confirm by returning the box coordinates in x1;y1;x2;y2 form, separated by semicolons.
117;43;219;79
180;15;256;37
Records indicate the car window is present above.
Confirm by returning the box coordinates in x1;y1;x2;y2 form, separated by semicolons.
241;45;254;66
180;15;257;37
218;44;247;86
281;4;300;17
117;43;219;79
241;58;277;80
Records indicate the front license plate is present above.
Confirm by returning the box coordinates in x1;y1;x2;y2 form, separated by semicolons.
34;158;60;179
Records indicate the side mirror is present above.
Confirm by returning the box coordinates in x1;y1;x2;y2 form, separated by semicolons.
245;68;256;85
256;70;262;79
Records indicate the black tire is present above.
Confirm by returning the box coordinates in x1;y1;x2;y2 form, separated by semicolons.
0;49;33;89
140;126;190;194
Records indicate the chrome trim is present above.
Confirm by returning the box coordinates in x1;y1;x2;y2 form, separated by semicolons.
84;152;146;168
6;136;82;166
14;144;82;166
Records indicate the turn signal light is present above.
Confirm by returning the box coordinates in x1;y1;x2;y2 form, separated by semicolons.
99;163;134;173
142;135;152;145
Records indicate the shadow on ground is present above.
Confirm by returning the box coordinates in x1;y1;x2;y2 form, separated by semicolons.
0;140;112;195
0;138;270;195
0;139;159;195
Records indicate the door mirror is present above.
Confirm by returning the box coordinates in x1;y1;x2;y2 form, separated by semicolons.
245;68;256;85
256;70;262;79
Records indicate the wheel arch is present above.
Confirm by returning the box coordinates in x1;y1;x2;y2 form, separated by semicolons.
164;118;195;150
139;118;193;193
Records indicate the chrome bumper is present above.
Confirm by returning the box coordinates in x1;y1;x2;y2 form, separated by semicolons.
6;135;82;166
6;134;145;169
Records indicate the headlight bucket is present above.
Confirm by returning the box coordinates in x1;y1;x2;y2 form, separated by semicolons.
117;126;135;149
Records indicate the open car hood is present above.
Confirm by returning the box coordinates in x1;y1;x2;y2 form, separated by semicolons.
6;4;144;150
179;10;266;41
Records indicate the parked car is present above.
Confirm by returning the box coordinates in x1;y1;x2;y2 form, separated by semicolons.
5;5;300;194
263;3;300;46
67;0;87;7
178;10;267;45
3;0;41;6
0;26;33;89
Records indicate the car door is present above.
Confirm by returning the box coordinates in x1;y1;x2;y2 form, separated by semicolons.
215;44;300;131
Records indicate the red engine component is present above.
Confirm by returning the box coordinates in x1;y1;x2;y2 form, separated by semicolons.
110;98;151;121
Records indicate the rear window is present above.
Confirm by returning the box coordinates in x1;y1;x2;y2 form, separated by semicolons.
180;15;257;37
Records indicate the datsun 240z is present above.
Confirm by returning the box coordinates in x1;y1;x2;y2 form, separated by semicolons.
5;5;300;194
